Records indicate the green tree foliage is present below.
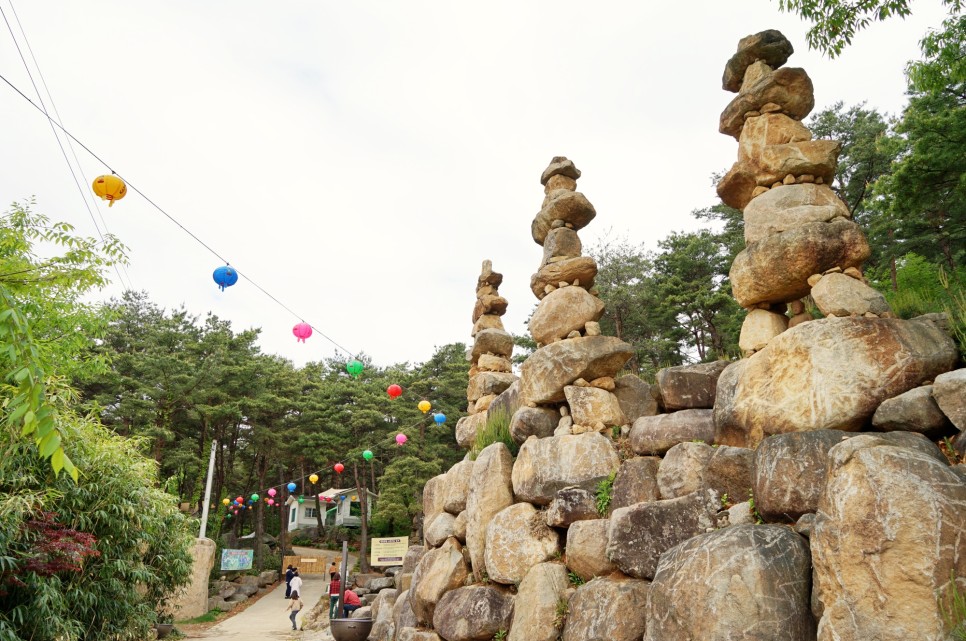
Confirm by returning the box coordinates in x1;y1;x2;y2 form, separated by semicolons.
776;0;964;57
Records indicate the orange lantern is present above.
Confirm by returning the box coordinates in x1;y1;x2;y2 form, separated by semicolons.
91;175;127;207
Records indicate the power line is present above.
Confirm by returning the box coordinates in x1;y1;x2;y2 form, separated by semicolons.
0;70;360;358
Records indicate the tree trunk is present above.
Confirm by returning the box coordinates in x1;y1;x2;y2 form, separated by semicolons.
278;468;287;580
254;454;267;571
352;462;371;574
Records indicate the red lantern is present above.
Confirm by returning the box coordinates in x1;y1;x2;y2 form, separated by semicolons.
334;462;345;473
387;384;402;399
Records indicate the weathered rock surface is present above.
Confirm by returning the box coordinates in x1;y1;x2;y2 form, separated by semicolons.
471;328;514;360
484;502;560;585
541;156;581;186
452;510;466;543
442;460;474;515
562;575;650;641
755;139;840;186
433;585;513;641
465;443;514;582
613;374;660;422
743;183;851;244
402;545;426;574
872;385;954;437
812;435;966;641
410;537;469;626
565;519;616;581
737;113;811;162
811;272;891;317
488;379;520;419
519;336;634;404
610;456;661;511
530;257;599;299
509;406;558;443
512;433;620;506
532;190;596;245
508;563;569;641
424;512;456;548
933;368;966;430
607;489;720;580
545;486;600;527
392;588;418;632
564;385;626;429
720;66;815;139
455;412;487;450
630;409;716;456
645;525;815;640
715;316;959;447
656;361;730;411
657;441;715;499
704;445;754;504
529;286;605;345
739;308;789;354
542;227;583;266
466;372;517;402
730;218;870;307
722;29;794;92
423;474;448;531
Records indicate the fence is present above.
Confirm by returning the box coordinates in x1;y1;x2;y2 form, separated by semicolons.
282;554;335;576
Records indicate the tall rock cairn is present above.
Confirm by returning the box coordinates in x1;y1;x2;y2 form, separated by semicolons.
516;157;634;437
455;261;517;449
716;30;892;356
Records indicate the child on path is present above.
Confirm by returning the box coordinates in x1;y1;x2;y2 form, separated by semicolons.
328;572;341;619
289;568;303;598
284;593;303;630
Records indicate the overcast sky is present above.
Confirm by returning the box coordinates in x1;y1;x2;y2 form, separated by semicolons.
0;1;952;368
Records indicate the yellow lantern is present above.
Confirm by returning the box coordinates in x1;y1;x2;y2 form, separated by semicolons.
351;496;358;502
92;174;127;206
221;498;230;506
309;473;319;484
418;400;431;414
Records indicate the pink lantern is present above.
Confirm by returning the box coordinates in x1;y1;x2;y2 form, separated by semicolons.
293;322;313;343
268;488;277;497
268;498;275;506
395;433;408;445
233;509;239;515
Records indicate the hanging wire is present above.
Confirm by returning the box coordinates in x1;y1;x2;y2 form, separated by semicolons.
0;70;360;358
1;1;133;292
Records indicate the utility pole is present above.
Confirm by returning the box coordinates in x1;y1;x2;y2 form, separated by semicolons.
199;440;217;539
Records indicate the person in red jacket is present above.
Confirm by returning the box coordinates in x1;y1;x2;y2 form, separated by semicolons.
342;588;362;618
328;572;341;619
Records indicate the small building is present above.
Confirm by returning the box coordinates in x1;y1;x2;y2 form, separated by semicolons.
284;487;376;532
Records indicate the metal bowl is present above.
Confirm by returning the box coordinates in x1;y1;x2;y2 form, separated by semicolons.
154;624;174;639
330;618;373;641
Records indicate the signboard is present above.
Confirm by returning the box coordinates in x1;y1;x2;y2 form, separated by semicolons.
370;536;409;566
220;548;254;571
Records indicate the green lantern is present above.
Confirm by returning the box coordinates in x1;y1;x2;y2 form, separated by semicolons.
346;360;364;378
251;493;259;501
362;449;373;461
298;496;305;504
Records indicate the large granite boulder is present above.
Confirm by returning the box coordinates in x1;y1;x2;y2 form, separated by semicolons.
531;190;596;246
645;525;814;640
467;372;517;402
564;385;626;429
613;374;660;422
519;336;634;404
484;503;560;585
811;272;892;317
657;442;715;499
512;433;620;506
739;308;789;355
730;218;870;308
934;368;966;430
754;139;840;186
565;519;617;581
471;328;514;360
392;588;418;632
423;473;448;531
540;156;581;186
737;113;811;162
743;183;851;244
610;456;661;512
442;460;474;515
656;361;730;411
812;435;966;641
722;29;794;92
630;409;716;456
410;537;469;626
715;316;958;447
720;65;815;139
529;286;605;345
542;227;583;266
489;379;521;419
607;489;720;580
545;486;599;527
509;406;558;443
703;445;754;504
562;575;650;641
508;563;569;641
455;412;487;450
369;588;398;641
433;585;513;641
424;512;456;548
872;385;954;437
465;443;514;582
530;257;599;300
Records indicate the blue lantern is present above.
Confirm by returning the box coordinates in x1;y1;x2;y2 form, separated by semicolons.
213;265;238;291
434;413;446;425
287;482;296;492
340;494;347;502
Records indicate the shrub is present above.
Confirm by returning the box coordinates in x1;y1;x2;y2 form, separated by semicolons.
469;407;518;460
595;471;617;516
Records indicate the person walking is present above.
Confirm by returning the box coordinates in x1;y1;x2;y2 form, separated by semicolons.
328;572;341;619
284;593;303;630
284;565;294;598
328;560;338;579
342;588;362;618
289;568;303;599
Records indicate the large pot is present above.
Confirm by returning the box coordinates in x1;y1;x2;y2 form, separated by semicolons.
154;623;174;639
330;618;373;641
